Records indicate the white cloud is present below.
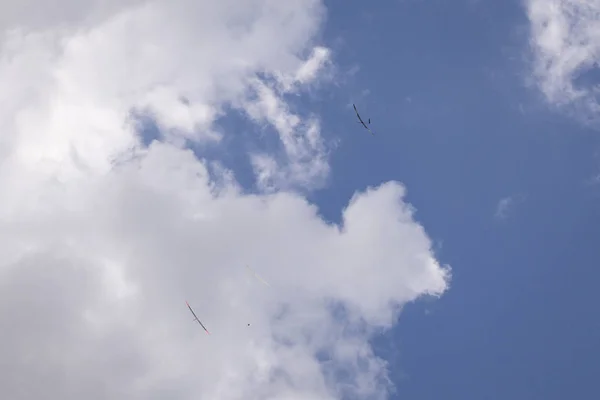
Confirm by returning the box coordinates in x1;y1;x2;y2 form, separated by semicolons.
0;1;450;399
2;0;332;187
242;78;330;191
526;0;600;120
494;194;525;220
495;197;514;220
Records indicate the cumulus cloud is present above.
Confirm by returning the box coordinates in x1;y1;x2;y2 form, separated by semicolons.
526;0;600;121
0;1;450;399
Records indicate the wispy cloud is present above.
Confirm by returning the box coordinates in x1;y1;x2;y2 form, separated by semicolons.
494;194;526;220
526;0;600;123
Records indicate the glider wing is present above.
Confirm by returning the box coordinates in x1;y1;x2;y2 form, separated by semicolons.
185;300;210;335
352;104;375;135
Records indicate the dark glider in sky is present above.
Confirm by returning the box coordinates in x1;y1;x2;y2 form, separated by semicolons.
353;104;374;135
185;300;210;335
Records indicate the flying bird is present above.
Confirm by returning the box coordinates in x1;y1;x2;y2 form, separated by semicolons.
185;300;210;335
353;104;374;135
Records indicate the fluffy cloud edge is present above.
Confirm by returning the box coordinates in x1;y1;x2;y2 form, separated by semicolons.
526;0;600;122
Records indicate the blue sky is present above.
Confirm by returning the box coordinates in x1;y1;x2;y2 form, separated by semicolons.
308;1;600;398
